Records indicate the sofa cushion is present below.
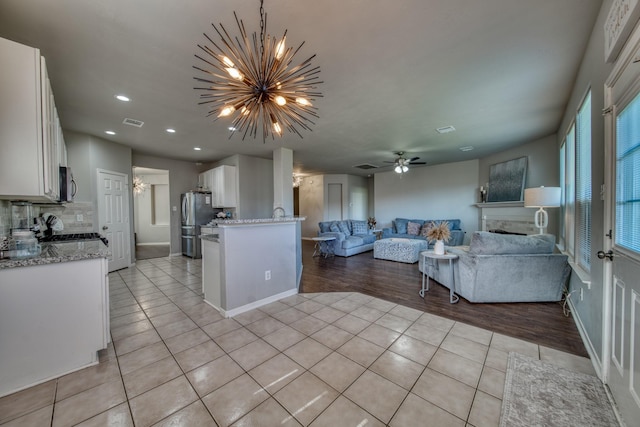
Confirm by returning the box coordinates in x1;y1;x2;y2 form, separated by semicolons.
342;236;364;249
357;234;376;244
338;220;351;236
318;221;332;233
394;218;409;234
468;231;555;255
351;220;368;235
329;222;341;233
407;221;421;235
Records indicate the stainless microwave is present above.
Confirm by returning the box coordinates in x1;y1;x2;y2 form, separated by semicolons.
59;166;76;202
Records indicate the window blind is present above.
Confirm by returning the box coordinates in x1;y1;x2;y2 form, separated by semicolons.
559;142;566;250
616;92;640;254
576;92;592;271
565;125;576;258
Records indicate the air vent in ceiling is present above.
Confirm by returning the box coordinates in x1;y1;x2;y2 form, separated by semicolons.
123;118;144;127
436;125;456;134
353;163;379;170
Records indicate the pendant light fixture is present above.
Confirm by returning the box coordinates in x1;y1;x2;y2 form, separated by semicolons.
194;0;323;141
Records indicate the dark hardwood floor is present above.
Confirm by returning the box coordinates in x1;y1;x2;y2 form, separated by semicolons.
298;241;588;357
135;244;170;260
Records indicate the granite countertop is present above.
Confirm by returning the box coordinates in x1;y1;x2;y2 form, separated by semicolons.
0;240;109;270
210;216;306;226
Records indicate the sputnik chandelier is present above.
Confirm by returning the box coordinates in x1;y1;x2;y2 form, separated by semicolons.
194;0;322;140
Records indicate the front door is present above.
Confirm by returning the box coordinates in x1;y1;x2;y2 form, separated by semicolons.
97;170;130;272
603;30;640;425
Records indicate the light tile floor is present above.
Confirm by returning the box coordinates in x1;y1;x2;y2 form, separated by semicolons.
0;256;596;427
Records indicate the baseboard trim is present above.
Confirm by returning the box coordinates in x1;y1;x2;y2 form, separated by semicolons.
567;297;603;379
135;242;170;246
204;288;299;318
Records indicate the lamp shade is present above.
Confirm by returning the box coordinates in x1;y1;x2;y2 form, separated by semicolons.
524;186;561;207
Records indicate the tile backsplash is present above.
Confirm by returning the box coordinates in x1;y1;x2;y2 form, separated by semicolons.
0;201;94;235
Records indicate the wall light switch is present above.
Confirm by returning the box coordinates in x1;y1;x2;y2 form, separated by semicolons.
76;214;83;222
172;206;177;211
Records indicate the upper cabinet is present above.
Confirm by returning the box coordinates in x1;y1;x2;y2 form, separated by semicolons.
199;165;237;208
0;37;66;202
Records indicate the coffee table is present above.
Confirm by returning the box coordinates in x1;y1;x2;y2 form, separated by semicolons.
420;250;459;303
311;236;336;258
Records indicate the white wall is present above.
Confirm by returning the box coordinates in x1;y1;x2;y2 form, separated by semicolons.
133;171;170;244
299;175;324;237
374;159;480;243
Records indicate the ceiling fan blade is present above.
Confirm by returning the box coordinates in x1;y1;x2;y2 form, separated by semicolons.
409;161;426;165
408;157;420;162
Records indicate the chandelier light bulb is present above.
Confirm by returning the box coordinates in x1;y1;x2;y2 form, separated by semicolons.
275;37;286;60
225;67;244;80
221;56;235;68
218;105;236;117
295;97;311;106
274;96;287;106
272;121;282;135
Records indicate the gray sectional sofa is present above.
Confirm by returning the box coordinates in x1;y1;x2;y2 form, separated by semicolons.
317;219;376;257
418;231;570;303
382;218;465;247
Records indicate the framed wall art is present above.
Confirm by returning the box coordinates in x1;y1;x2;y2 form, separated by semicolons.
487;157;527;202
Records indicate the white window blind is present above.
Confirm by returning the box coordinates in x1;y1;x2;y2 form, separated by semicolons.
575;92;592;271
565;125;576;258
616;91;640;253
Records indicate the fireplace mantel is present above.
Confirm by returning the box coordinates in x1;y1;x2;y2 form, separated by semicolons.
474;201;540;235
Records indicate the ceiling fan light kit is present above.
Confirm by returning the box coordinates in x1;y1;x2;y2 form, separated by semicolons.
193;0;323;141
386;151;426;174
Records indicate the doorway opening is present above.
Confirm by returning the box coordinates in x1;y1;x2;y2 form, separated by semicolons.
132;167;170;260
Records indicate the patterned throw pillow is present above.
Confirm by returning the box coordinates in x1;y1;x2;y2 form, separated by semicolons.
338;221;351;236
421;222;434;238
351;220;368;235
407;221;421;236
329;222;341;233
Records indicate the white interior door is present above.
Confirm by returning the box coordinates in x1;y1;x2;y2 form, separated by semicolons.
98;170;130;272
603;29;640;426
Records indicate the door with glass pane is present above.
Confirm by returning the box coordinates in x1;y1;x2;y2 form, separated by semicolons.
605;42;640;425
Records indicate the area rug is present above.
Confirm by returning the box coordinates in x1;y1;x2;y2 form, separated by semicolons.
500;352;619;427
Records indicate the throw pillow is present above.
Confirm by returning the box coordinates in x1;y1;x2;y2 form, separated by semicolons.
338;221;351;236
329;222;341;233
394;218;409;234
421;222;434;238
351;220;368;235
407;221;421;236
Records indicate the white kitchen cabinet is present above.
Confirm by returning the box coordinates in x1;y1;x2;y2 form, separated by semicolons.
0;37;65;202
210;165;237;207
0;257;109;397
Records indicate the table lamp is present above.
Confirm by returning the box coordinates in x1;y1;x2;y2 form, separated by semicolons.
524;186;561;234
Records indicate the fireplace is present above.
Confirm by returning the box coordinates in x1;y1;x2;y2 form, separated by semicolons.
476;201;541;235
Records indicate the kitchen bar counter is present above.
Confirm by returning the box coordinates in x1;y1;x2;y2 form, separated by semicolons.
210;216;305;226
0;240;108;270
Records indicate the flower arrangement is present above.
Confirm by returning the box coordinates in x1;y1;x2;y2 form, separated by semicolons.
367;217;377;229
216;211;228;219
425;221;451;242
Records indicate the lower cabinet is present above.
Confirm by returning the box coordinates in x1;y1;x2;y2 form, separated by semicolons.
0;257;109;397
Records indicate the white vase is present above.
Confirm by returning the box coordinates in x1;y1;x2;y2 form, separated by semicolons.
434;239;445;255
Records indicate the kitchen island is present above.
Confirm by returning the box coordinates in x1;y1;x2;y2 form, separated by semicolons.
0;240;109;397
201;217;304;317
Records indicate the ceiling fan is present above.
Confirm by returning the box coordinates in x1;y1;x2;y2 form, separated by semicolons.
384;152;426;173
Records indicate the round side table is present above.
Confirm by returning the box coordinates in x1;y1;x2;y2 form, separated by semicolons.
420;250;459;304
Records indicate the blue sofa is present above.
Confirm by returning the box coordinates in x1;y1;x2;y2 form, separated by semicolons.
418;231;570;303
317;219;376;257
382;218;465;247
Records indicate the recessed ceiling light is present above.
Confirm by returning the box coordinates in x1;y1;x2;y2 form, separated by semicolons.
436;125;456;134
105;130;116;135
166;128;176;133
459;146;474;152
193;147;202;151
115;95;130;102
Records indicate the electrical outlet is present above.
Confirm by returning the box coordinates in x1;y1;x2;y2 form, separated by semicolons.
76;214;83;222
265;270;271;280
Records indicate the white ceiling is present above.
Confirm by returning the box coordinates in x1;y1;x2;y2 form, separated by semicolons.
0;0;602;176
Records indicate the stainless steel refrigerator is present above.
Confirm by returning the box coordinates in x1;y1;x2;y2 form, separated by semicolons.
181;191;217;258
